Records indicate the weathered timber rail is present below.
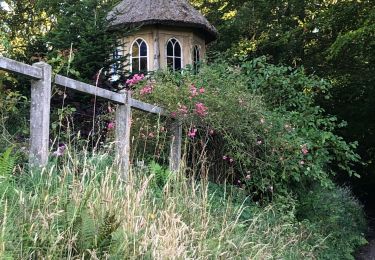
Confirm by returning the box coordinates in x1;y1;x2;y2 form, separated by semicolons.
0;56;182;178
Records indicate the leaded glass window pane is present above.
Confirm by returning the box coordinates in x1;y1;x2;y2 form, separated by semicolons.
132;43;139;57
175;58;182;70
131;38;148;73
167;42;174;56
166;38;182;72
140;42;147;56
193;45;200;73
140;57;147;72
131;58;139;72
175;43;181;57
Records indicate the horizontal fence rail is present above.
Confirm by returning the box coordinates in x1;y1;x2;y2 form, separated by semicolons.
130;98;165;115
55;74;126;104
0;56;43;80
0;57;182;178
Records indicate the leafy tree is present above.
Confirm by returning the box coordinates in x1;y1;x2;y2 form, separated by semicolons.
198;0;375;204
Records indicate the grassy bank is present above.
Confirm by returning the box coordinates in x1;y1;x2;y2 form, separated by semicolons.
0;148;366;259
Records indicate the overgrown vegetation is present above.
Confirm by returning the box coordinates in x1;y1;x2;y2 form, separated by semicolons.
133;58;360;196
0;0;370;258
0;149;366;259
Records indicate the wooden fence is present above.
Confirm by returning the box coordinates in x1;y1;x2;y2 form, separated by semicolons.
0;57;182;179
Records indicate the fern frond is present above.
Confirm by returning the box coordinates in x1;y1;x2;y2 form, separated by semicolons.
0;147;17;177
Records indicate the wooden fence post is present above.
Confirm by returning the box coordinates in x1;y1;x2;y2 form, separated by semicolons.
29;62;52;167
169;121;182;172
115;90;132;180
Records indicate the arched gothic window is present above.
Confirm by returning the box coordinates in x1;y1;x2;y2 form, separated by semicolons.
131;38;148;73
193;45;200;71
166;38;182;71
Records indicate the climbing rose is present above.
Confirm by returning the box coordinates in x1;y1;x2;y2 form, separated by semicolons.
188;128;197;138
140;85;153;95
107;122;115;130
178;104;189;115
301;144;309;155
194;102;208;117
190;85;198;98
126;74;144;86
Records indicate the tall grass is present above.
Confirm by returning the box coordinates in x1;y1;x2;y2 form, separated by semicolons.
0;147;323;259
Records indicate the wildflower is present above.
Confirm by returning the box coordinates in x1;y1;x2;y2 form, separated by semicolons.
53;144;66;157
107;122;115;130
256;140;262;145
188;128;197;138
190;84;198;97
229;158;234;163
300;160;305;165
260;117;265;124
108;105;114;113
199;88;205;94
140;85;153;95
245;174;251;180
209;129;214;135
194;102;208;117
148;132;155;138
126;73;145;86
300;144;309;155
171;112;177;118
223;155;227;160
178;104;189;115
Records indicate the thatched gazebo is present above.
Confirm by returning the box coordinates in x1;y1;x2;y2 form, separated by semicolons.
107;0;218;73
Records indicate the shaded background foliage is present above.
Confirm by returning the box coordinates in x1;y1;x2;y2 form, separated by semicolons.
191;0;375;210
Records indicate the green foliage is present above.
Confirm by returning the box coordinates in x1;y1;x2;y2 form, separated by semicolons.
34;0;129;85
0;81;29;151
148;160;171;192
199;0;374;203
297;184;367;259
0;147;16;177
133;58;360;197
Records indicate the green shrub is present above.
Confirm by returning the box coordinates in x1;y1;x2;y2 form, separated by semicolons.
130;58;360;198
297;184;367;259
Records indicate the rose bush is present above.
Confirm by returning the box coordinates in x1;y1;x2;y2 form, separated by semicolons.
127;57;360;199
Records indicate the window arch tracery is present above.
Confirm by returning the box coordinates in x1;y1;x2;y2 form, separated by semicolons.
131;38;148;73
166;38;182;71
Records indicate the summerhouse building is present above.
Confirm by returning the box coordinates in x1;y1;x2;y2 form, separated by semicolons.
107;0;218;73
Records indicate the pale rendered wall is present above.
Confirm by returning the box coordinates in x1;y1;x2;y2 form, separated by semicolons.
121;25;207;72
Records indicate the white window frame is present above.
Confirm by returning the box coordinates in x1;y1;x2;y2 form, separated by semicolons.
166;38;183;71
130;38;149;73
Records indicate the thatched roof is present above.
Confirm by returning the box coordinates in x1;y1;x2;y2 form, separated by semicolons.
108;0;218;43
